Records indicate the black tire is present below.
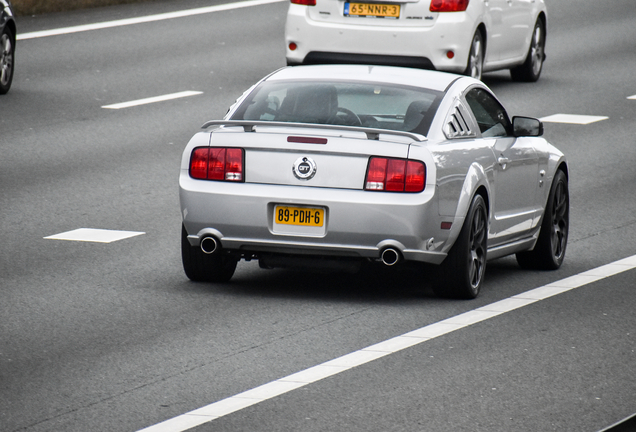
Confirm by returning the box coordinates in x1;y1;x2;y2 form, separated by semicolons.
434;194;488;299
516;170;568;270
510;18;546;82
0;26;15;95
181;225;238;282
464;30;484;81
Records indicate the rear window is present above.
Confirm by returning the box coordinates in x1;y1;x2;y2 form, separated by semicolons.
231;80;443;136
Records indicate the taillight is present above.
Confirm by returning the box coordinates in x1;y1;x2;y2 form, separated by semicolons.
365;157;425;192
405;161;426;192
291;0;316;5
189;147;244;182
430;0;469;12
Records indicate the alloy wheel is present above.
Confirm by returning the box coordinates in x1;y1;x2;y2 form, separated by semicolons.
530;25;544;77
468;204;487;289
0;33;13;87
550;180;568;261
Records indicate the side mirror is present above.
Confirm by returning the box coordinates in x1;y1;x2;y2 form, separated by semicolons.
512;116;543;137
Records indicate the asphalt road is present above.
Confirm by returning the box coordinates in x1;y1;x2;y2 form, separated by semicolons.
1;0;635;431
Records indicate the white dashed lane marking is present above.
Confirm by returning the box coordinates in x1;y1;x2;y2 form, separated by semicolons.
44;228;145;243
540;114;609;124
101;91;203;109
136;255;636;432
628;95;636;100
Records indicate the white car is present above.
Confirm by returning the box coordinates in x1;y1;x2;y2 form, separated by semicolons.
285;0;547;82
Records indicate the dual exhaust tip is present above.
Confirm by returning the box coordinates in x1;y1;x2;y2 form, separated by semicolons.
201;236;401;266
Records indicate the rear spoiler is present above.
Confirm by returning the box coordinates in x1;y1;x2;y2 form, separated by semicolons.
201;120;427;142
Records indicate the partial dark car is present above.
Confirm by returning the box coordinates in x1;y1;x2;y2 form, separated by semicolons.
1;0;16;95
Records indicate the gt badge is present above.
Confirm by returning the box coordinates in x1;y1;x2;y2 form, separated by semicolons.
292;156;317;180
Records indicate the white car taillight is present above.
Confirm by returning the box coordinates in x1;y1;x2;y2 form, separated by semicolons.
290;0;316;5
430;0;469;12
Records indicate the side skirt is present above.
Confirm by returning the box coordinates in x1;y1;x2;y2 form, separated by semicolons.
487;232;540;261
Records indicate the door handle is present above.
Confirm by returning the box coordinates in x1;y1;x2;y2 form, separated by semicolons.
498;156;510;169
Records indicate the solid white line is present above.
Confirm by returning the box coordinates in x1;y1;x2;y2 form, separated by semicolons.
16;0;286;40
101;91;203;109
136;254;636;432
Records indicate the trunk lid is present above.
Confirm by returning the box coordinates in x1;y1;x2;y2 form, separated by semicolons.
209;126;415;190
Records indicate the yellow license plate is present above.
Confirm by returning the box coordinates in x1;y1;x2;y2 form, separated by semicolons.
345;2;400;18
275;206;324;227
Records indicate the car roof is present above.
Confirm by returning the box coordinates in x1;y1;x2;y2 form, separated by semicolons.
266;65;462;93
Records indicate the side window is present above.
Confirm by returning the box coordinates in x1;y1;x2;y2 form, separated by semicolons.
465;88;511;137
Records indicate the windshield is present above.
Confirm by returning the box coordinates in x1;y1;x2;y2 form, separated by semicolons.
231;80;443;136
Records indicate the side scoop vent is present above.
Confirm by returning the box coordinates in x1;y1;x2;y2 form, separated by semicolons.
444;104;475;139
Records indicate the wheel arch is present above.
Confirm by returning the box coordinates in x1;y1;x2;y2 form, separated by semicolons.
537;11;547;36
556;161;568;180
2;18;16;41
544;149;568;188
474;184;490;217
536;12;547;58
456;162;491;220
442;162;491;254
476;23;487;59
530;12;547;60
534;158;568;236
547;157;568;193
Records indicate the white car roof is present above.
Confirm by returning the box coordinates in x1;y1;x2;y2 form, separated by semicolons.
266;65;462;92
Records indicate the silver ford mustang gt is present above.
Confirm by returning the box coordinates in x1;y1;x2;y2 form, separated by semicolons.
179;65;568;299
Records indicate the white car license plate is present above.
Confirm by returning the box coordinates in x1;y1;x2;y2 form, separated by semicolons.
344;2;400;18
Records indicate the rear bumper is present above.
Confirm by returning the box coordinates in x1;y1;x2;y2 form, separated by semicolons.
179;174;450;265
293;51;435;70
285;7;478;74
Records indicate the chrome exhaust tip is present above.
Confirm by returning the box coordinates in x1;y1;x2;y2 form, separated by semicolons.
380;248;401;266
200;236;219;254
